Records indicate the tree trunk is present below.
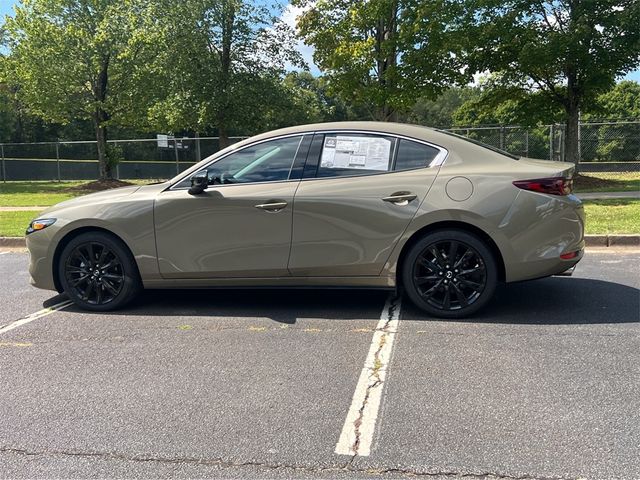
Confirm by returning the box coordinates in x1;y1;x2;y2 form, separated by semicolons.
218;125;230;150
564;99;580;166
95;110;111;179
216;0;234;151
94;55;111;180
373;1;398;122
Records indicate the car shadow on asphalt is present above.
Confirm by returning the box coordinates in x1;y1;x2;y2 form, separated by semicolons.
401;277;640;324
47;288;392;324
43;277;638;325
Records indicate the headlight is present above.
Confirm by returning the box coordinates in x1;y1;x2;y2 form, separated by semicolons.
26;218;56;235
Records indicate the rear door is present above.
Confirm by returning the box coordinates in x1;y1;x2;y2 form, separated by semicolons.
288;132;446;277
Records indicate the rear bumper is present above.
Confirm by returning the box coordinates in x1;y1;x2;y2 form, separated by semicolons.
501;192;585;283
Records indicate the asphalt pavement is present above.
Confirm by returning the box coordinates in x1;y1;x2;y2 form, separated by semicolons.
0;248;638;479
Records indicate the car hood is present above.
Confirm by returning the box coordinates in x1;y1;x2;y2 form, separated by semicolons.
38;185;142;217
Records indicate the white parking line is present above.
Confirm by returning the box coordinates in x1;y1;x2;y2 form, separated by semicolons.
0;300;73;335
335;294;401;457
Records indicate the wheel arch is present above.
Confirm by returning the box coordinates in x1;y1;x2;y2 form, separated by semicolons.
396;221;506;288
52;226;140;293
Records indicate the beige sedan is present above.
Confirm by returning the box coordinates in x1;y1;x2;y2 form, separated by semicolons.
26;122;584;318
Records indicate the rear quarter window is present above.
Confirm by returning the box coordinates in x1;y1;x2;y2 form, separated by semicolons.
394;140;441;171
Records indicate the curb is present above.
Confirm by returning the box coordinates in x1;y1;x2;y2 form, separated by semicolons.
0;237;26;248
2;235;639;249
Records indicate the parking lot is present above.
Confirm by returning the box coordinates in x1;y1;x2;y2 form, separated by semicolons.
0;248;639;479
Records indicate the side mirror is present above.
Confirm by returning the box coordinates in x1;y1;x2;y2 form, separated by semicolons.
188;171;209;195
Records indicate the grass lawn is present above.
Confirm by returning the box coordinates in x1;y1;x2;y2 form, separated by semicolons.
574;172;640;193
0;210;41;237
0;179;157;207
0;181;84;206
583;199;640;234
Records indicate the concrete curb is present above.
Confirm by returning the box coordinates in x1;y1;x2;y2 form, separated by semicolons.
0;237;26;247
2;235;639;249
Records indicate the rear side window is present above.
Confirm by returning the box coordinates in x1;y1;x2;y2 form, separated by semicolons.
394;139;441;171
316;134;397;178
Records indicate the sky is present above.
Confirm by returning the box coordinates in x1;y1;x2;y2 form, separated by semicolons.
1;0;638;82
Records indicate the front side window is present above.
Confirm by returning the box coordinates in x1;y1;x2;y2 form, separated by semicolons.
316;134;397;178
178;136;303;187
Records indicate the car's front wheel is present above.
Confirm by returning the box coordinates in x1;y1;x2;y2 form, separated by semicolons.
402;230;498;318
58;231;141;311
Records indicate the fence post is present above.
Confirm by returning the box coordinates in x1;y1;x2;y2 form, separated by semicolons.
549;125;554;160
113;141;120;179
500;126;505;150
55;140;61;182
195;131;201;162
525;129;529;158
174;139;179;175
577;116;582;163
1;144;5;183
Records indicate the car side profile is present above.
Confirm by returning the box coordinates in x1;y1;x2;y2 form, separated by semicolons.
26;122;585;318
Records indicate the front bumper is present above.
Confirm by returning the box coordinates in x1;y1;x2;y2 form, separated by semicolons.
26;228;58;292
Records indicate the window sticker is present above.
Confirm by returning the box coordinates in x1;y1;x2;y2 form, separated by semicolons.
321;136;391;171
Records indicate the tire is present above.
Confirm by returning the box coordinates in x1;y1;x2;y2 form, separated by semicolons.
401;229;498;319
58;231;141;311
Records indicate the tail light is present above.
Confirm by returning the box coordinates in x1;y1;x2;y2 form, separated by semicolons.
512;177;573;196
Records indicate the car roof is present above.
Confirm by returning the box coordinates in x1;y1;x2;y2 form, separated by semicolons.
248;121;466;151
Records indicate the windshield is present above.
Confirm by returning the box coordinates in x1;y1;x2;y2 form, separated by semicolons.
436;129;520;160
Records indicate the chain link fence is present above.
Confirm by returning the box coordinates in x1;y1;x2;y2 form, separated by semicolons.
0;136;247;182
445;121;640;174
0;121;639;182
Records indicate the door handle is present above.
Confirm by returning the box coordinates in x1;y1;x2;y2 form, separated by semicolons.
254;201;288;212
382;192;417;206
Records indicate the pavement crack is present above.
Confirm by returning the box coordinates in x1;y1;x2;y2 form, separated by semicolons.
347;295;400;462
0;445;580;479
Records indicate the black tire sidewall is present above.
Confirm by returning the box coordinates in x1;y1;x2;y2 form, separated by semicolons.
58;232;140;311
402;230;498;319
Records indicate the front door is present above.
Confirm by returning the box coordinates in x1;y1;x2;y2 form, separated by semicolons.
154;135;308;278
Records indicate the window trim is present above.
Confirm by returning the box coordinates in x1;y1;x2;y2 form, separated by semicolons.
168;132;309;191
302;130;449;181
167;129;449;190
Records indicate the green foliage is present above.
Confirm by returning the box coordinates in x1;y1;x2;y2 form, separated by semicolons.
294;0;470;121
452;81;564;127
147;0;303;142
461;0;640;163
404;88;478;128
586;81;640;121
3;0;160;128
2;0;163;177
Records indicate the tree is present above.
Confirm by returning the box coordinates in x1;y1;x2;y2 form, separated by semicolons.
294;0;470;121
464;0;640;164
586;80;640;121
451;80;563;127
583;80;640;161
3;0;160;179
149;0;303;148
404;87;479;127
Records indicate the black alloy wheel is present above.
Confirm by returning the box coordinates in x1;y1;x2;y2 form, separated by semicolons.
402;230;498;318
64;241;124;305
59;231;141;311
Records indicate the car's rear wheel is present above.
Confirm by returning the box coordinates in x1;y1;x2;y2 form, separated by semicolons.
402;230;498;318
58;231;141;311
